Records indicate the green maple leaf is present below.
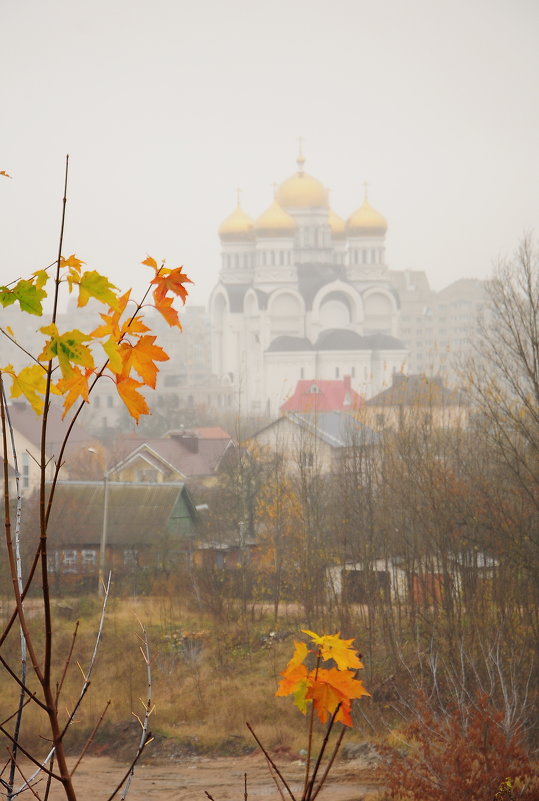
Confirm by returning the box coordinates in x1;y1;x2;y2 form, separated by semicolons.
0;279;47;315
77;271;119;309
39;324;95;378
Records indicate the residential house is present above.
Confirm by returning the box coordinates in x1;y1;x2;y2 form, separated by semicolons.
46;481;198;588
248;411;380;474
109;427;235;486
360;374;468;431
2;400;99;496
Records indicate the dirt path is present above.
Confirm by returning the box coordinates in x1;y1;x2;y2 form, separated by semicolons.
15;754;382;801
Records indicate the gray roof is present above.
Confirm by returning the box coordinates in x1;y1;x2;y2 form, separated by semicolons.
288;411;380;448
267;335;314;352
316;329;367;350
366;374;464;407
361;332;405;350
46;482;197;547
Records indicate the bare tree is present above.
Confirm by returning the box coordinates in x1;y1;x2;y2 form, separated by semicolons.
467;234;539;587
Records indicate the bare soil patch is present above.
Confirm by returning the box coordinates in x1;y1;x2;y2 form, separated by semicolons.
15;753;382;801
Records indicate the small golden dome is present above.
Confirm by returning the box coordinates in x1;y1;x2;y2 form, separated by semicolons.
328;208;346;237
255;200;296;236
218;204;254;240
347;197;387;236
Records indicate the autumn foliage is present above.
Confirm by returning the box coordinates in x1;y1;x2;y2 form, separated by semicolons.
380;692;539;801
0;253;191;420
276;630;369;726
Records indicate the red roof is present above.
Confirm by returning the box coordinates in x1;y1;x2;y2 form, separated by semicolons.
281;377;364;413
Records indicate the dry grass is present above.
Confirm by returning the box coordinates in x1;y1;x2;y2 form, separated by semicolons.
0;595;356;758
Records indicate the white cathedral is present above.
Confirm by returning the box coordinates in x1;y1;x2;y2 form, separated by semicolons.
209;151;408;416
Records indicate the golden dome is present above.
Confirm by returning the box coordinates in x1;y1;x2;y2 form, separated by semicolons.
276;171;328;209
218;203;254;240
255;200;296;236
328;208;346;237
347;196;387;236
275;150;328;209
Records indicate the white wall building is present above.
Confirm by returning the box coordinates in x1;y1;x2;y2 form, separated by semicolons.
209;153;408;416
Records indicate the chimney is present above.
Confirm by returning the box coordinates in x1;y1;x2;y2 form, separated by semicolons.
174;430;199;453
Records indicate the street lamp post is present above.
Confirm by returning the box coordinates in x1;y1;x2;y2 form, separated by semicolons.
88;448;110;596
97;470;109;597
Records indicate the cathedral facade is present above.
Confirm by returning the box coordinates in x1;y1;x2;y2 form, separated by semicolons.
209;153;408;416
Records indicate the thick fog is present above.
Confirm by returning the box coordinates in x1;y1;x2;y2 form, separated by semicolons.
2;0;538;306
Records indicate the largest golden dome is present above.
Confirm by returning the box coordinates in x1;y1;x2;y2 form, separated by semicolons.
218;203;254;240
347;197;387;236
276;154;328;209
255;200;296;236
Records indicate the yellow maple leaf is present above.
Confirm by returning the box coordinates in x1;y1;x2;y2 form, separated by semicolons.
0;170;12;179
102;337;123;374
302;630;363;671
116;376;150;421
2;363;59;415
60;254;85;272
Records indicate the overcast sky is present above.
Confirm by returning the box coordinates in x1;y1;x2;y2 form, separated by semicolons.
2;0;538;311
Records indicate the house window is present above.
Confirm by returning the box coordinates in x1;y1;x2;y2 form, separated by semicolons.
124;549;139;567
137;468;157;482
376;413;385;428
301;451;314;468
47;552;59;573
335;367;340;378
309;384;320;394
94;395;101;409
300;367;304;379
107;395;114;408
61;550;78;573
81;550;97;570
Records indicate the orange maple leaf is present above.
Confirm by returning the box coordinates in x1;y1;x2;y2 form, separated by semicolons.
56;366;92;417
302;630;363;671
118;335;169;388
1;170;12;179
154;295;182;328
116;376;150;421
142;256;158;270
306;667;369;726
92;293;153;346
151;266;192;304
61;254;86;272
276;641;309;698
